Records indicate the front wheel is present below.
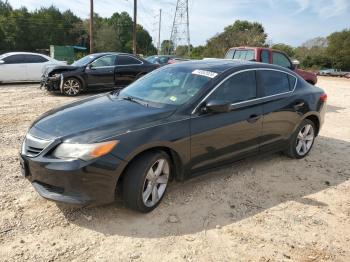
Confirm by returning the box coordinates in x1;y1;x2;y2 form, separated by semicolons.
62;78;81;96
122;151;171;213
285;119;316;159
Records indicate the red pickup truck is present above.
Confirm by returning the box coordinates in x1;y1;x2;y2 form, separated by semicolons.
225;47;317;85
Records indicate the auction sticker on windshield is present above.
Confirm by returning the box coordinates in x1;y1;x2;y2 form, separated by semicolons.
192;69;218;78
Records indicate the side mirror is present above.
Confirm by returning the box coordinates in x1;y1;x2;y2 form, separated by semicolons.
291;59;300;70
0;60;4;64
87;64;94;70
204;100;231;113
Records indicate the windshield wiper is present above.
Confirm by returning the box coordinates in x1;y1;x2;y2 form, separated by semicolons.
122;96;148;107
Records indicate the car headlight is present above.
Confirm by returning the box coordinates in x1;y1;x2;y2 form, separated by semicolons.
52;140;118;161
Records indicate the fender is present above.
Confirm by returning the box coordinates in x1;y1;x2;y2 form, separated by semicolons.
114;140;188;182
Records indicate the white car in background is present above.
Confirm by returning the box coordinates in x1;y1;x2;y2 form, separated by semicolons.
0;52;66;83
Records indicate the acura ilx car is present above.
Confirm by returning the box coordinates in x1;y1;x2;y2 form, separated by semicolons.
19;60;327;213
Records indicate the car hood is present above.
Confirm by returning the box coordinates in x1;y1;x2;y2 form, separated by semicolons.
44;65;80;76
29;93;176;143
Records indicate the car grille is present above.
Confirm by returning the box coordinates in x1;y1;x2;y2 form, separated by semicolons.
33;181;64;194
22;133;53;157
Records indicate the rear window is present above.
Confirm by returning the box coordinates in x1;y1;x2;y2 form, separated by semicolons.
233;50;255;61
117;55;142;65
258;70;292;96
225;49;235;59
23;54;48;63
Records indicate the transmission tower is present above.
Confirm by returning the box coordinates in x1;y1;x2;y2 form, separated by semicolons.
170;0;190;55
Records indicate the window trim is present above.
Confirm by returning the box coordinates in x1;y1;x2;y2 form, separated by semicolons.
191;68;298;114
117;55;144;66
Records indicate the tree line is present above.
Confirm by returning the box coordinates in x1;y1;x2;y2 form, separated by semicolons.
1;0;349;71
0;0;156;55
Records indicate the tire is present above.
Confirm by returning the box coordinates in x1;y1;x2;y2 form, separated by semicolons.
122;151;171;213
285;119;316;159
62;77;82;96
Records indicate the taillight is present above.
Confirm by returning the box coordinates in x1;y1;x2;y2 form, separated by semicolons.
320;93;327;102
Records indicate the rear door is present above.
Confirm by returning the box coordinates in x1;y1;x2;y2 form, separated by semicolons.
85;54;117;88
115;55;144;87
190;70;263;172
23;54;49;81
0;54;28;82
257;69;299;152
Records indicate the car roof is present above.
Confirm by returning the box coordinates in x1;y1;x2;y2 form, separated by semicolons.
1;52;50;57
168;59;293;74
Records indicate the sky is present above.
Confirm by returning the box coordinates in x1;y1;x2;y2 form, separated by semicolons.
7;0;350;47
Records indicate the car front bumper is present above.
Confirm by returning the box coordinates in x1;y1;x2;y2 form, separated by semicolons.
20;152;126;206
41;74;62;92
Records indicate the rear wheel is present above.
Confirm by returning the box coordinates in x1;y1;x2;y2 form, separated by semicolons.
62;78;81;96
285;119;316;159
122;151;171;213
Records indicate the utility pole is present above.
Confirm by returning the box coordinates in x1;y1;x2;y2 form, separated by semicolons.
89;0;94;54
133;0;137;55
158;9;162;55
170;0;190;56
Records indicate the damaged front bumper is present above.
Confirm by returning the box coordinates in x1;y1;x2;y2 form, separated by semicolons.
41;74;63;92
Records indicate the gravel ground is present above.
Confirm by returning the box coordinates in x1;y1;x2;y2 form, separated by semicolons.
0;77;350;262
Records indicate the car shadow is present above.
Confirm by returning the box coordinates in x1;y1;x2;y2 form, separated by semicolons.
327;104;346;113
58;135;350;238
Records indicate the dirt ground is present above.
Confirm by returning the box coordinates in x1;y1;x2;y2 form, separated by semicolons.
0;76;349;262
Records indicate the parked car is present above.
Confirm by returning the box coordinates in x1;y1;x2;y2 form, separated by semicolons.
41;52;159;96
318;68;349;77
224;47;318;85
145;55;176;66
0;52;65;83
20;60;327;212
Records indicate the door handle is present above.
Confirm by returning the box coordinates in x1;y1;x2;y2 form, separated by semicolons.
247;114;261;123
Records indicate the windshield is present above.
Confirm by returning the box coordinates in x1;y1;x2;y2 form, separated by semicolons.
119;66;216;106
0;54;7;60
72;55;96;66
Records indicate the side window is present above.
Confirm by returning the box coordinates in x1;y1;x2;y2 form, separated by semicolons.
210;71;257;103
272;52;292;68
23;55;48;63
3;55;26;64
261;50;269;63
91;55;117;67
117;55;142;65
258;70;291;96
224;49;235;59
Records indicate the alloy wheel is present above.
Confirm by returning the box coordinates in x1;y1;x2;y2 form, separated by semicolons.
63;79;80;96
142;159;169;207
295;124;314;156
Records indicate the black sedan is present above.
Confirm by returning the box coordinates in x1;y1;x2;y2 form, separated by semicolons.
41;52;158;96
20;60;327;212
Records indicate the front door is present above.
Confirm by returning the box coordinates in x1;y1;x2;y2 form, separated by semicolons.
86;54;117;88
190;70;263;172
